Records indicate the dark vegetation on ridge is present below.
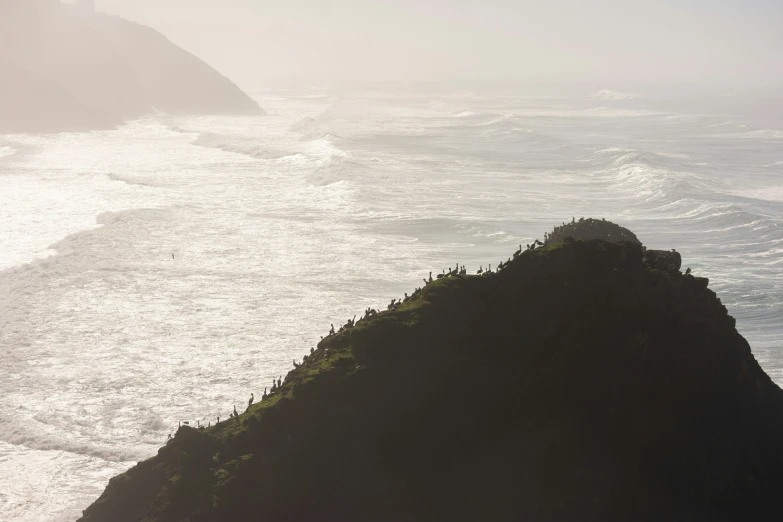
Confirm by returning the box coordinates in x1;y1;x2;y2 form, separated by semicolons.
79;223;783;522
545;217;642;246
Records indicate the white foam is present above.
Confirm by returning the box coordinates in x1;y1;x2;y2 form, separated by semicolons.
0;144;16;159
192;132;293;160
732;186;783;202
2;89;783;522
593;89;641;100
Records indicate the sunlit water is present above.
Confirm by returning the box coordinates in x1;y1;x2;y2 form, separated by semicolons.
1;88;782;521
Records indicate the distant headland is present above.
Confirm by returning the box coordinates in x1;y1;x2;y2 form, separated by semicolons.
0;0;263;134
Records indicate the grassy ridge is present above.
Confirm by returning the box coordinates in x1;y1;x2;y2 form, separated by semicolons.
80;240;783;522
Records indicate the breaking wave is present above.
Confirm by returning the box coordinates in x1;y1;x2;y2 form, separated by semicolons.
2;88;783;522
192;132;294;160
0;144;16;159
0;415;143;463
594;89;641;100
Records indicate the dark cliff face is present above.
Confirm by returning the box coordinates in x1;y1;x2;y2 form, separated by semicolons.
79;240;783;522
0;1;262;134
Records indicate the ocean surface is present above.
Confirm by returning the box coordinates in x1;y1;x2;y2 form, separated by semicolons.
1;86;782;521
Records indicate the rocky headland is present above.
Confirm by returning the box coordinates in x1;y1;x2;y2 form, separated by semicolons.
78;221;783;522
0;0;262;134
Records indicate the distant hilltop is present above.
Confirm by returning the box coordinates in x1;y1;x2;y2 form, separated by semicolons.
0;0;263;133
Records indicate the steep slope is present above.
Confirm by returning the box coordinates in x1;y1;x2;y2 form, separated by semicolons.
0;60;117;133
79;239;783;522
0;1;261;133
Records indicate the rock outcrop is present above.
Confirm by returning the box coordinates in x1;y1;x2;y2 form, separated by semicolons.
545;217;642;246
644;248;683;272
78;236;783;522
0;0;262;133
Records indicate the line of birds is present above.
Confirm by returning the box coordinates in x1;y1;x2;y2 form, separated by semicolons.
167;377;286;442
167;238;695;444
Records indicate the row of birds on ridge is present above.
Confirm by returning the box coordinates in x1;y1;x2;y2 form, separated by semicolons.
167;239;552;442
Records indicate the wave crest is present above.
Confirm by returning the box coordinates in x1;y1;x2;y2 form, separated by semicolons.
192;132;293;160
594;89;640;100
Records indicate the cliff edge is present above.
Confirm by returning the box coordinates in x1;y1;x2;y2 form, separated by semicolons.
78;238;783;522
0;0;262;133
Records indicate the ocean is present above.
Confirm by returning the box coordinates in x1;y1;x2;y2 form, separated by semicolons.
1;86;782;521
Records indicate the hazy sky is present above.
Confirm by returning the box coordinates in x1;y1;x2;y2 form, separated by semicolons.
93;0;783;92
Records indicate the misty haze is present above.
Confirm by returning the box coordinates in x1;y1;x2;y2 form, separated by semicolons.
2;1;783;521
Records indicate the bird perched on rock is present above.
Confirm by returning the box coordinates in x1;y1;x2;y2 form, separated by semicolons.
685;267;692;275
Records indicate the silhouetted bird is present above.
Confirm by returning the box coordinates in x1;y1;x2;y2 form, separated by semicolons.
685;267;691;275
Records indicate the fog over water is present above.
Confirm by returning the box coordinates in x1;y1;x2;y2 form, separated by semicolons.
2;2;783;521
93;0;783;90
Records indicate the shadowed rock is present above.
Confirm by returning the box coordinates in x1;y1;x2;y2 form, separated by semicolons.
644;249;683;271
78;237;783;522
545;217;642;246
